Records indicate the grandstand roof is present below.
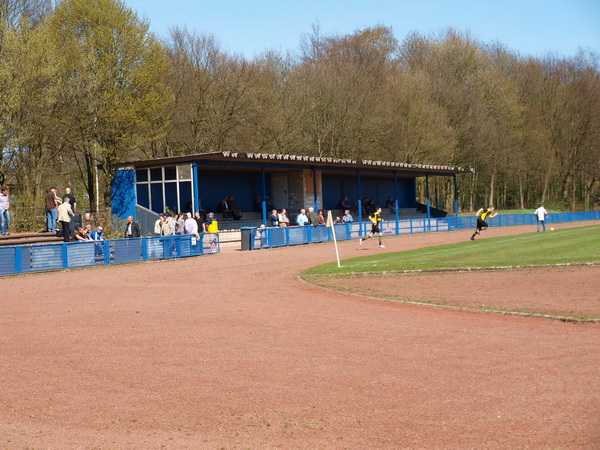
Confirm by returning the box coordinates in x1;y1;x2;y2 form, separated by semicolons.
118;151;474;176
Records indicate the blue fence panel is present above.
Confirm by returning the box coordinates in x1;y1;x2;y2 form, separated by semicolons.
270;227;288;247
311;225;329;243
26;244;64;272
201;233;220;253
111;238;144;263
288;226;309;245
67;242;98;268
0;247;18;275
332;223;352;240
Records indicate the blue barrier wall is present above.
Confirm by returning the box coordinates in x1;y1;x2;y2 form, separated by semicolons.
247;211;600;250
0;234;220;276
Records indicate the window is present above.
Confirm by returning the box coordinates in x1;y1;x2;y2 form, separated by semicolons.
136;164;193;215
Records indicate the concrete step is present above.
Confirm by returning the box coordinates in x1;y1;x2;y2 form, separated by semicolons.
0;232;64;247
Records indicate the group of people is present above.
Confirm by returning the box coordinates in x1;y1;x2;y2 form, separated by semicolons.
46;186;104;243
152;212;206;238
145;210;219;251
337;196;385;216
265;206;356;228
470;203;549;240
216;195;243;221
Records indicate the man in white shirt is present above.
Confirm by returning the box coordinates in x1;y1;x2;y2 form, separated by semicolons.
534;204;548;232
296;209;308;226
184;213;199;238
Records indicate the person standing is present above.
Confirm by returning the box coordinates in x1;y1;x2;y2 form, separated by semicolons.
359;206;385;248
154;213;164;235
124;216;141;238
194;211;206;233
296;209;308;226
534;204;548;232
470;205;498;240
0;187;10;235
57;197;74;242
62;188;77;213
269;209;279;227
342;209;353;223
307;207;319;226
205;212;219;252
278;209;290;227
45;186;61;233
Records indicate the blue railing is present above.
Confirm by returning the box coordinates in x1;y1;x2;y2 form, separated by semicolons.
0;233;219;276
247;211;600;250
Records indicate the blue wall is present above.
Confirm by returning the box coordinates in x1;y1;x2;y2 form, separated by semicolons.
112;169;137;219
322;175;417;210
197;171;269;213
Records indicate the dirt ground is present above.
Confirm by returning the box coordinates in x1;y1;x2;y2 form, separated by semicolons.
316;266;600;320
1;222;599;448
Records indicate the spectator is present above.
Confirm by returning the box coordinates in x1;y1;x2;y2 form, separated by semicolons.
253;195;263;212
184;212;200;238
269;209;279;227
90;225;105;256
90;226;104;241
296;209;308;226
194;211;206;233
45;186;61;233
386;196;395;212
342;210;353;223
278;209;290;227
82;212;95;229
73;226;90;242
337;197;351;211
161;213;175;236
154;213;164;235
0;187;10;235
62;188;77;212
175;213;185;235
228;195;243;220
317;209;326;225
307;207;319;226
57;197;74;242
215;196;231;220
124;216;141;238
205;212;219;252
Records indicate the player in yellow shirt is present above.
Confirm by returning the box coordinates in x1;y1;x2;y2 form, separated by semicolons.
470;205;498;240
359;206;385;248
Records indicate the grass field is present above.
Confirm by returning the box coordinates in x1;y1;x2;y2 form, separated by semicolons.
303;224;600;275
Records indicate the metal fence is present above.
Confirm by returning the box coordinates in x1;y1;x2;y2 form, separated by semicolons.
0;233;220;276
1;211;597;275
247;211;600;250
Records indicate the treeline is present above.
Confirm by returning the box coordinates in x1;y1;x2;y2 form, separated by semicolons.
1;0;599;213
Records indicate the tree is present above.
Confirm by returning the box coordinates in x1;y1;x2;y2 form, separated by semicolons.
48;0;171;210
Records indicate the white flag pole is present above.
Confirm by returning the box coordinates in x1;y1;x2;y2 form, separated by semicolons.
327;210;341;268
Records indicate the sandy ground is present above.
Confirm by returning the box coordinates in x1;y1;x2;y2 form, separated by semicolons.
1;222;599;448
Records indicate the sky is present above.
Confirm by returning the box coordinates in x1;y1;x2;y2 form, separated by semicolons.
122;0;600;60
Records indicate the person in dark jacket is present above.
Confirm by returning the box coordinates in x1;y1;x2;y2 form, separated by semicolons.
124;216;141;238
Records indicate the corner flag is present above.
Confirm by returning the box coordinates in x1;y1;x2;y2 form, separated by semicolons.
327;210;341;268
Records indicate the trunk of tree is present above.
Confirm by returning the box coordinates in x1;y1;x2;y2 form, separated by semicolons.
488;170;495;207
517;169;525;209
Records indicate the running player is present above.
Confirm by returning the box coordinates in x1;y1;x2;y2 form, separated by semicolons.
359;206;385;248
470;205;498;240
